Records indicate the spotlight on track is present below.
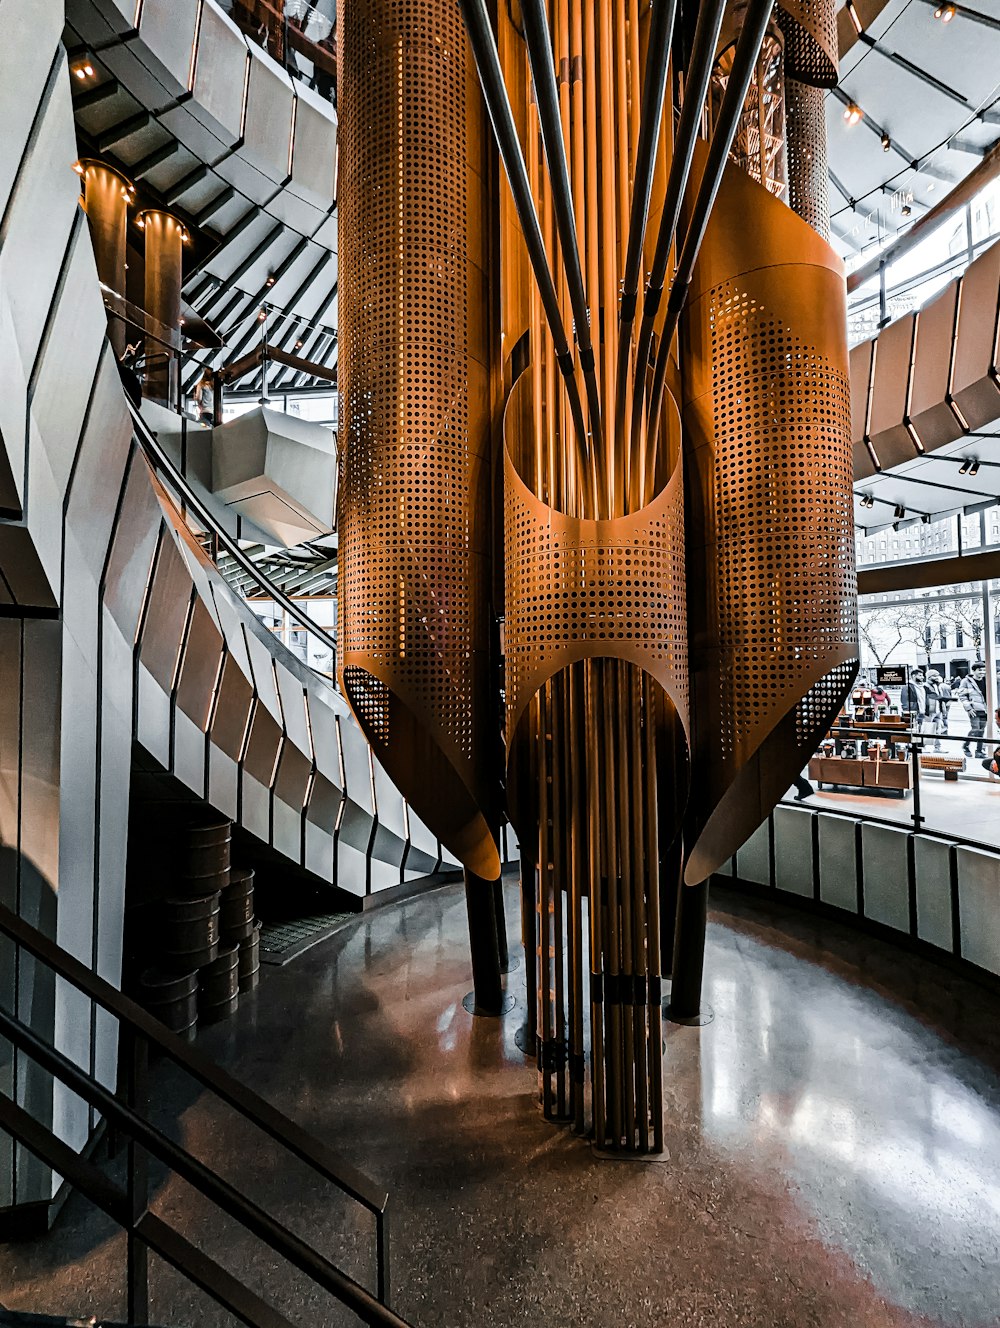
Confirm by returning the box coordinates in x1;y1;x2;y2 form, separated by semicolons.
881;133;891;152
959;458;972;474
894;504;906;519
934;3;957;20
921;513;932;524
969;460;981;476
860;493;875;509
843;101;863;126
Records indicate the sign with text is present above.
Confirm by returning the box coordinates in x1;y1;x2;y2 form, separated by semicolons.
876;665;908;688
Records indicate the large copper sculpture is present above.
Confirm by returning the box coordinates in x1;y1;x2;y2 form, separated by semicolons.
337;0;500;882
338;0;857;1151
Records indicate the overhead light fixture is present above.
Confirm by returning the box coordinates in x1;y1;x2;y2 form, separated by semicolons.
969;459;981;476
921;513;932;524
959;458;972;474
860;493;875;509
934;2;957;20
846;0;864;33
843;101;864;126
901;204;912;217
72;59;96;81
265;275;276;287
894;504;906;519
881;133;891;152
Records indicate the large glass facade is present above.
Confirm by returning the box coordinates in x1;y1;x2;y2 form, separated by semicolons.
846;175;1000;347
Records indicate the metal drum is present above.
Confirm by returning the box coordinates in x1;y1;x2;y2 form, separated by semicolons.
162;893;220;971
220;867;255;944
238;922;261;993
198;945;239;1023
137;967;198;1039
178;816;232;897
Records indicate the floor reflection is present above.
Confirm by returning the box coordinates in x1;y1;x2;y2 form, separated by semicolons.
2;877;999;1327
699;905;1000;1324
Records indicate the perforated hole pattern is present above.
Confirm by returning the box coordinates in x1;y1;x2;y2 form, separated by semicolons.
338;0;485;770
503;453;689;743
785;78;830;241
776;0;838;89
708;281;857;761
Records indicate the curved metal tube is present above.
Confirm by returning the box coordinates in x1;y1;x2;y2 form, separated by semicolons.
628;0;729;451
520;0;606;492
645;0;776;441
458;0;592;484
612;0;677;454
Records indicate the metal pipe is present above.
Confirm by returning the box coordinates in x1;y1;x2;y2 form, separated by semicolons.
458;0;593;487
464;869;505;1014
520;0;605;494
612;0;677;459
645;0;776;440
629;0;728;449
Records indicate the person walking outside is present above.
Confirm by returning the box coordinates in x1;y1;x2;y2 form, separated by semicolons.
959;662;989;758
925;671;950;751
900;669;928;735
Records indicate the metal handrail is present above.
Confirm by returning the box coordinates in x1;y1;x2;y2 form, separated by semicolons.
0;898;403;1323
129;402;339;663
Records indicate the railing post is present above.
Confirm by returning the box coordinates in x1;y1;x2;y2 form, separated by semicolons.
910;733;924;830
375;1205;391;1307
124;1027;150;1326
878;257;887;329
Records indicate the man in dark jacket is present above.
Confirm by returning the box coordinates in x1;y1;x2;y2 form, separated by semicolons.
959;663;989;758
900;669;928;733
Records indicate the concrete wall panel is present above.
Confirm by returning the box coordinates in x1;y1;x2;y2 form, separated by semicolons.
860;822;911;932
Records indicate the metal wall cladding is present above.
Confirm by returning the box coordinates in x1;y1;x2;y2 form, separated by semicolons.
502;374;689;765
850;237;1000;474
338;0;499;881
683;161;858;885
775;0;838;88
784;79;830;241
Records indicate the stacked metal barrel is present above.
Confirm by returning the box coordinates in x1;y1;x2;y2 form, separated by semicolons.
134;815;261;1038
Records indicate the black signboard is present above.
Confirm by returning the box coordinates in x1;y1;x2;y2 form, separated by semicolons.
876;665;908;688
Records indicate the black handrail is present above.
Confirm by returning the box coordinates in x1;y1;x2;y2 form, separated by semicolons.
0;1091;297;1328
129;402;339;661
0;898;405;1326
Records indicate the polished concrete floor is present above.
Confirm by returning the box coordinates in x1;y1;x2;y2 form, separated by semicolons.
2;878;1000;1327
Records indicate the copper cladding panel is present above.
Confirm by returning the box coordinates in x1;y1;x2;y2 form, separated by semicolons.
683;163;858;885
784;79;829;240
775;0;838;88
503;379;688;751
337;0;499;881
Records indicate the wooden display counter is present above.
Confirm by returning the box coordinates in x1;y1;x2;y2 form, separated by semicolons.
808;755;912;795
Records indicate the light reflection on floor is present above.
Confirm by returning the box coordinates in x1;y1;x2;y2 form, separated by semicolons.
1;880;999;1327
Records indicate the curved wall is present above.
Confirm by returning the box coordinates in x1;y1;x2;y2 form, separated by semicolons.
0;1;443;1224
723;802;1000;987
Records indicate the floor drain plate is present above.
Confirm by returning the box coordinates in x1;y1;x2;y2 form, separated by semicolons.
259;912;354;965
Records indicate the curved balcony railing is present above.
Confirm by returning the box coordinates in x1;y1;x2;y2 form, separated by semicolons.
224;0;337;105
